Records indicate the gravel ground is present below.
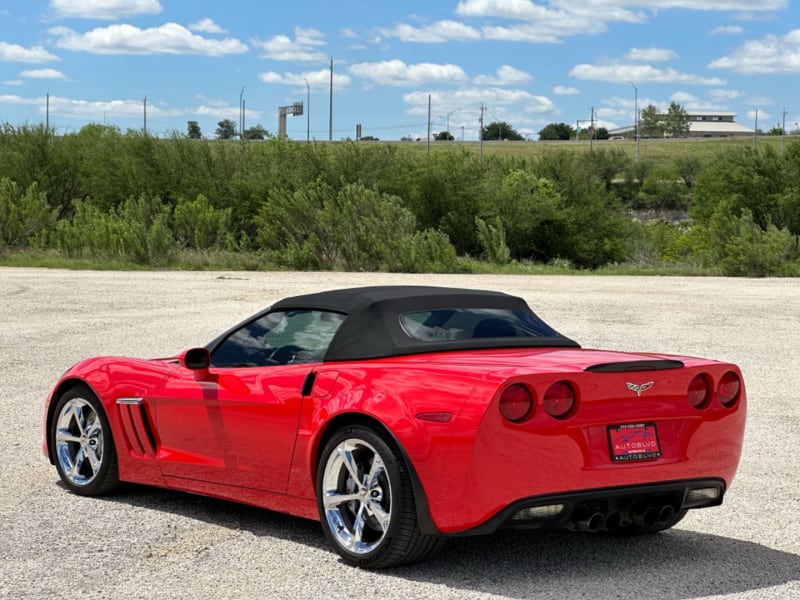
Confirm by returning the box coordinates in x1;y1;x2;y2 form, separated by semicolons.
0;267;798;600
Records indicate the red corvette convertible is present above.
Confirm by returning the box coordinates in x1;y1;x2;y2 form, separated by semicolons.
43;286;746;568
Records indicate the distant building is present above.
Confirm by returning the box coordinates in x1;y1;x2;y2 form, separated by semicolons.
608;111;755;139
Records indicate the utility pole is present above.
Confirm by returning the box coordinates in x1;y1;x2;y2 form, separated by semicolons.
239;86;246;143
754;109;758;149
305;78;310;142
143;96;147;135
589;106;595;154
328;58;333;142
479;104;486;161
427;94;431;155
630;81;639;162
46;92;50;133
782;108;787;153
446;109;456;138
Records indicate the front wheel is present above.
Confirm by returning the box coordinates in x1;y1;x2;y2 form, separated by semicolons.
50;385;119;496
316;425;442;568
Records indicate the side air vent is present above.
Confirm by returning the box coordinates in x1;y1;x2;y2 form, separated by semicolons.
585;359;684;373
116;397;157;458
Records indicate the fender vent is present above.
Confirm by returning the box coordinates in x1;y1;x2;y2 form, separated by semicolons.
116;397;157;458
585;359;684;373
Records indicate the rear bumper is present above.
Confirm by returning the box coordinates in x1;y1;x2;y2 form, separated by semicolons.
451;478;724;536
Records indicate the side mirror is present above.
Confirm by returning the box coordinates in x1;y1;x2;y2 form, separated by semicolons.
180;347;211;380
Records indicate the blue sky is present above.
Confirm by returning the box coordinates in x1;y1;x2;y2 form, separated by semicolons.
1;0;798;140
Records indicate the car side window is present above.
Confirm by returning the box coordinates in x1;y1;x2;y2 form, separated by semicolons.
210;310;345;368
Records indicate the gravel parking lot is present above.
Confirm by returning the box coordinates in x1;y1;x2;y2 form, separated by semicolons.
1;267;798;599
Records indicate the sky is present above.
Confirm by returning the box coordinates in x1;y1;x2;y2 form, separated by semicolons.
1;0;799;140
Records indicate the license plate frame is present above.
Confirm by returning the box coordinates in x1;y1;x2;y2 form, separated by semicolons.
607;423;661;462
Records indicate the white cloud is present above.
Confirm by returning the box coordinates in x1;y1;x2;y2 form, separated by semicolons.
670;91;698;103
49;23;248;56
711;25;743;35
189;18;226;34
553;85;579;95
746;109;770;122
462;0;786;14
349;60;468;87
570;63;726;85
454;0;784;43
0;42;59;64
259;68;351;91
255;27;326;62
474;65;531;85
20;68;67;80
709;88;742;100
379;20;480;43
709;29;800;74
3;80;23;86
49;0;162;19
403;87;558;117
625;47;677;62
193;99;261;122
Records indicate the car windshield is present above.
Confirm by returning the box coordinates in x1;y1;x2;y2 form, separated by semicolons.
399;308;560;342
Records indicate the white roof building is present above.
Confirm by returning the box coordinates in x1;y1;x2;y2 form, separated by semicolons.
608;111;755;138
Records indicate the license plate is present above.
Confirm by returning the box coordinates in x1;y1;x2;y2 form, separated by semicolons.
607;423;661;461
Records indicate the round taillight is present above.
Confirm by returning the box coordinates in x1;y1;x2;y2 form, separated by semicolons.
718;371;741;407
499;384;533;423
688;373;711;409
543;381;576;419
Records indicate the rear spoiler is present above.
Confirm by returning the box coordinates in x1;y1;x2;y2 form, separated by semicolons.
584;359;684;373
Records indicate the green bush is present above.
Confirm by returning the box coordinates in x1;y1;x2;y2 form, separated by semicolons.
256;181;457;271
0;179;56;248
475;216;511;265
53;195;175;265
173;194;234;249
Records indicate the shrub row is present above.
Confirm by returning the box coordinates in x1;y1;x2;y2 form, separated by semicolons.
1;123;799;275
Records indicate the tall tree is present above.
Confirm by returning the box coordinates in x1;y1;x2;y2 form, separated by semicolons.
244;125;269;140
639;104;663;138
482;121;524;141
435;131;455;141
186;120;202;139
538;122;574;140
664;102;690;137
215;119;237;140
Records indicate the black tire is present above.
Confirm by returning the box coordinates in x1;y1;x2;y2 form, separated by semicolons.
50;384;119;496
316;424;443;568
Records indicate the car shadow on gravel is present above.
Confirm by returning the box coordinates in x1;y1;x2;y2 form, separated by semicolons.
398;528;800;599
90;484;798;599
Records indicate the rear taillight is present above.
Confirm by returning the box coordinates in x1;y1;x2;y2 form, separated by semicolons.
499;384;533;423
718;371;741;407
688;373;711;409
543;381;576;419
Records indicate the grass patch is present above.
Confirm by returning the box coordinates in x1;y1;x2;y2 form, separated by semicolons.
1;248;723;276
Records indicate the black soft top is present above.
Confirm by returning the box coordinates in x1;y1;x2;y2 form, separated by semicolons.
270;285;579;362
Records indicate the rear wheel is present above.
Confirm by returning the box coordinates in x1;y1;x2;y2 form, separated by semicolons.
51;385;119;496
316;425;442;568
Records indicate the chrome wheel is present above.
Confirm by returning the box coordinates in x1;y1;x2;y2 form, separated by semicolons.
51;386;118;495
321;438;392;555
55;396;105;487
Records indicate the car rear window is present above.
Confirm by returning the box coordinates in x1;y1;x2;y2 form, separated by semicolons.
399;308;560;342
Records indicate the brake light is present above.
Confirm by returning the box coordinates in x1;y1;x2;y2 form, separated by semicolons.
687;373;710;409
499;384;533;423
718;371;741;407
543;381;576;419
